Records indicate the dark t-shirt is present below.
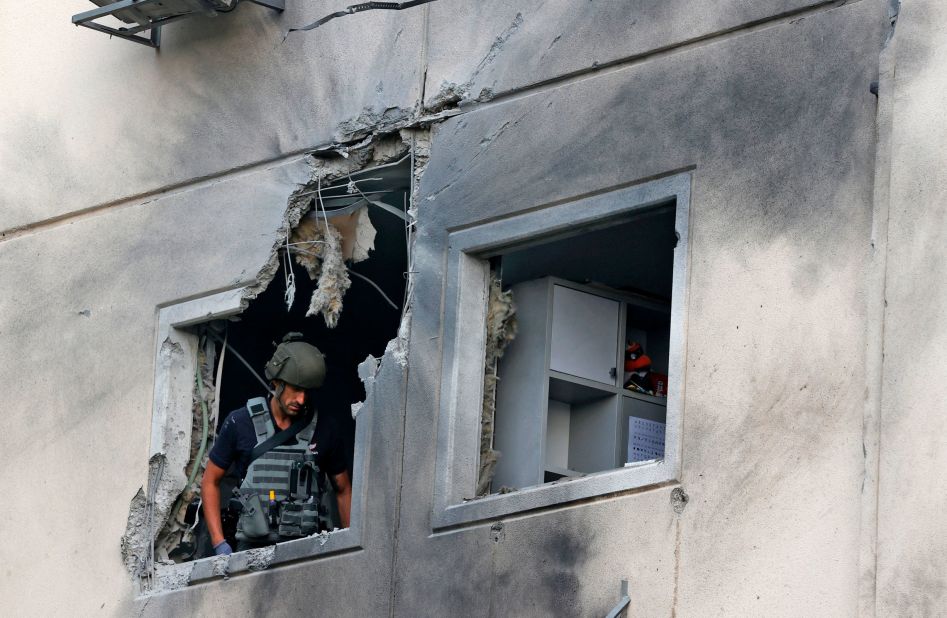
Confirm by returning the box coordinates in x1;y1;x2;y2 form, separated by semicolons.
208;402;348;480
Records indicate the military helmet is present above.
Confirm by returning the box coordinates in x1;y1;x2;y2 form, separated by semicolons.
264;332;326;389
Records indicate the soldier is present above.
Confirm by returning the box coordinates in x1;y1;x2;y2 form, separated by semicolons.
201;333;352;555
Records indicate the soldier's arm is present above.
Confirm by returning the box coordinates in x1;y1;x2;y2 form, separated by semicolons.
201;460;229;546
333;470;352;528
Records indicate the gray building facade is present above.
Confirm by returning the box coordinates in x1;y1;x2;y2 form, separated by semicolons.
1;0;945;615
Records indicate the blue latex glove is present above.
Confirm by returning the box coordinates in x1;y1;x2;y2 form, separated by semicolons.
213;540;233;556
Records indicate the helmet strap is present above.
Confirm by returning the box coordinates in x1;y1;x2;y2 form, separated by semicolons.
271;380;291;418
269;380;310;420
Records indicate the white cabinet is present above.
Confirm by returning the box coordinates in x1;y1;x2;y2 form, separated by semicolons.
549;285;620;384
491;277;670;491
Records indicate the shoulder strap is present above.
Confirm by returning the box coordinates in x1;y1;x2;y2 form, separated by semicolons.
249;411;315;463
246;397;272;441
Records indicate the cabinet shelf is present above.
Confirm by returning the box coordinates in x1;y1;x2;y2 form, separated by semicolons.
621;390;668;406
549;371;617;404
493;277;672;491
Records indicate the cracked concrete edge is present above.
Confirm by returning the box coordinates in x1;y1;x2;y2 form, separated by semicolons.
424;12;525;108
125;117;437;594
239;129;417;310
122;332;196;589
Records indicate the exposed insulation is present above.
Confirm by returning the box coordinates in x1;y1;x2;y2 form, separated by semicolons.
291;214;351;328
477;277;518;496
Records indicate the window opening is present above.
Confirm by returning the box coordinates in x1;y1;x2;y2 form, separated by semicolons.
149;156;411;568
433;173;689;527
482;203;677;494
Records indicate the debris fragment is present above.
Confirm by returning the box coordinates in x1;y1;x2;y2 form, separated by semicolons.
290;214;351;328
121;454;176;589
330;206;377;262
477;277;518;496
245;545;275;572
153;562;193;592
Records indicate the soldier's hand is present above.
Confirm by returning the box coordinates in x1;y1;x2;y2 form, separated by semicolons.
213;540;233;556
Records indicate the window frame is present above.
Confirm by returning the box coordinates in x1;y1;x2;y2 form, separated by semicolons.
432;173;691;528
149;288;367;586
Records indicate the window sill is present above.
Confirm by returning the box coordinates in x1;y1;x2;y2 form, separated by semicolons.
179;526;361;585
433;457;676;529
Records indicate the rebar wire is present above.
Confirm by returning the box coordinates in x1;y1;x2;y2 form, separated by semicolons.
348;268;400;311
294;187;393;201
316;176;330;234
343;168;414;227
346;177;384;193
283;232;296;311
212;328;227;425
188;346;211;491
287;0;440;35
286;246;400;311
402;140;418;322
205;331;276;397
145;455;165;590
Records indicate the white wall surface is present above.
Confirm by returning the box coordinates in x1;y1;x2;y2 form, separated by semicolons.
876;0;947;614
0;1;424;232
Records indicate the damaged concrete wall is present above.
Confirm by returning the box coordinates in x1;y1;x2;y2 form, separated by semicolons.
0;0;943;615
398;1;886;615
0;159;311;614
876;0;947;615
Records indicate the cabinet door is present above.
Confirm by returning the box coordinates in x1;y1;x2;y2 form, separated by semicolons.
549;285;620;384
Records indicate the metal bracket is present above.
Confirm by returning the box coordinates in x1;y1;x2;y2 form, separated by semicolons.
604;580;630;618
72;0;171;48
71;0;284;48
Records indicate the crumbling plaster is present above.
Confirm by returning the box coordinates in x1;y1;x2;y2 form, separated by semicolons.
0;1;424;232
124;133;419;596
397;1;883;615
876;0;947;614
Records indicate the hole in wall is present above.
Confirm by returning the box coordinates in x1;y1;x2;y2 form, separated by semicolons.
136;149;415;575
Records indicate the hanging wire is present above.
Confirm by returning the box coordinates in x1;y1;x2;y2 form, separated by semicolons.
287;0;440;35
348;268;400;311
287;246;400;311
402;138;418;321
283;232;296;311
204;331;276;397
316;176;330;234
145;455;165;590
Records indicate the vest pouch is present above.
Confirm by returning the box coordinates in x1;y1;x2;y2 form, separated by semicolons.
235;493;272;541
278;501;321;538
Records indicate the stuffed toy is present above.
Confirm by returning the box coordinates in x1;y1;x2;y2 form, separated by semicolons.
623;341;653;394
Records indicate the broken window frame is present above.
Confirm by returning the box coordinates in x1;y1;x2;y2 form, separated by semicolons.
431;173;691;528
148;288;370;586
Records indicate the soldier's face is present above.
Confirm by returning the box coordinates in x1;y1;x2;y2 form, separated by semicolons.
278;382;308;416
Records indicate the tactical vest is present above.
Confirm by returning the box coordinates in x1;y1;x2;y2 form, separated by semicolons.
235;397;328;541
